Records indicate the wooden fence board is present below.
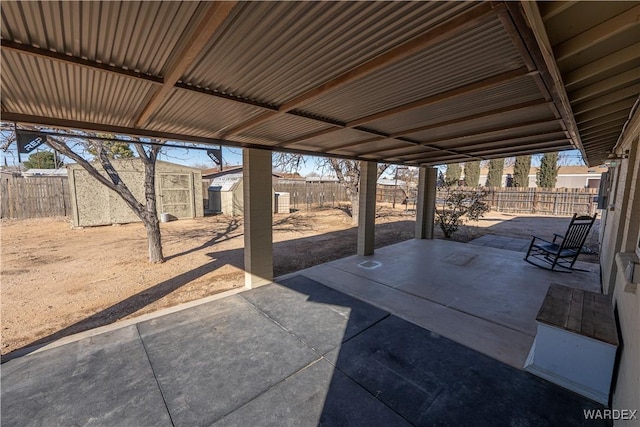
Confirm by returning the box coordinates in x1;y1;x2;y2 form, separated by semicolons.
1;175;70;219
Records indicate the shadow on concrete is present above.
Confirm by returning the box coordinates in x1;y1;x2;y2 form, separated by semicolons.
1;220;414;362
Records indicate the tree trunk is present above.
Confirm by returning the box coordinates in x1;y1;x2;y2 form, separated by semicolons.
350;193;359;225
144;215;164;263
140;145;164;263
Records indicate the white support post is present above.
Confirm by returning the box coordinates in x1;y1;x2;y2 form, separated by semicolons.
243;148;273;288
415;167;437;239
358;161;377;256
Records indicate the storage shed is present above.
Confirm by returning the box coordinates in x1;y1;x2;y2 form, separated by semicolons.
208;172;244;216
68;159;203;227
207;169;279;216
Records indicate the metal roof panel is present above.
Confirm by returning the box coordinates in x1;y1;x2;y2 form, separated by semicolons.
183;1;476;105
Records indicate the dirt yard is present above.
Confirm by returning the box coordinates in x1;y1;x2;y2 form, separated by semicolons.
1;207;599;357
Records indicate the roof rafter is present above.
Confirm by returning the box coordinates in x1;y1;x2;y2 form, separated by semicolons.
508;2;583;155
538;1;579;20
554;5;640;62
134;1;237;127
576;105;637;126
564;42;640;88
390;100;550;138
346;67;531;128
280;67;531;149
414;118;562;148
219;2;495;138
572;85;640;115
393;131;569;161
0;40;163;85
569;69;640;103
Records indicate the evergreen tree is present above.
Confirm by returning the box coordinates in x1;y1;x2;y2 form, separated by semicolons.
485;158;504;187
87;140;134;159
23;151;62;169
537;152;559;188
513;155;531;187
464;161;480;187
445;163;462;184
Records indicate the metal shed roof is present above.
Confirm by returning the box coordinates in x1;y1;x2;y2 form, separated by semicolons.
1;1;638;167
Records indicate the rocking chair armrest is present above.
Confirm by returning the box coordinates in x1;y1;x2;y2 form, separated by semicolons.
553;233;565;243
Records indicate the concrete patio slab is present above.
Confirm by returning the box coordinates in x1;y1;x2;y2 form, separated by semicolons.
299;264;534;368
136;295;319;426
1;326;172;427
241;276;389;355
469;234;532;252
284;238;600;369
326;315;604;427
213;359;411;427
1;240;607;426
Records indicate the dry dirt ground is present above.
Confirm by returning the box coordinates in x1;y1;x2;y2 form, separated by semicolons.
1;206;599;357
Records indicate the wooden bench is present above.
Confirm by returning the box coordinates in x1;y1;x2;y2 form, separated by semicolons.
524;284;619;405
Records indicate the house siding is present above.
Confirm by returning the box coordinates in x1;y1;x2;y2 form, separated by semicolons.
599;108;640;419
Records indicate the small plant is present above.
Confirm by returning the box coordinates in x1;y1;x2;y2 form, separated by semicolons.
435;181;490;238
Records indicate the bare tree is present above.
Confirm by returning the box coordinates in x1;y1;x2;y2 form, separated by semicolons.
46;135;165;263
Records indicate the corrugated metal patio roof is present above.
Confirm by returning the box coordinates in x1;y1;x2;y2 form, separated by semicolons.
1;1;638;167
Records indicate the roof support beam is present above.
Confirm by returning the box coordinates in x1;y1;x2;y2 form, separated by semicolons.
580;118;628;133
572;85;640;115
278;72;533;154
538;1;579;20
324;136;388;153
135;1;237;127
443;132;569;154
220;3;495;138
554;5;640;62
564;43;640;88
393;131;569;161
389;100;550;138
581;131;622;144
459;139;571;157
346;67;531;128
0;40;163;85
576;105;637;126
511;2;584;154
413;118;562;148
569;69;640;103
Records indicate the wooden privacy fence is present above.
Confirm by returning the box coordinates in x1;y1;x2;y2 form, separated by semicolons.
2;176;598;219
1;175;70;219
274;181;349;210
439;187;599;216
274;181;418;209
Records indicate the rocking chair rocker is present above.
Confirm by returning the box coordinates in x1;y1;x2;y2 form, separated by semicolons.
524;213;597;272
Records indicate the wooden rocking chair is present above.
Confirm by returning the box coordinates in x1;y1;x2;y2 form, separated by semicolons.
524;213;597;272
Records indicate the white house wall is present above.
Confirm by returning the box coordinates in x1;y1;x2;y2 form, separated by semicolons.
599;108;640;417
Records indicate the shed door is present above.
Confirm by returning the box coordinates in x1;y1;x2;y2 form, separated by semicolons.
159;173;194;218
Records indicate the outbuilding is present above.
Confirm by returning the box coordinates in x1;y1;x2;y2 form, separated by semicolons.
67;159;203;227
206;167;283;216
